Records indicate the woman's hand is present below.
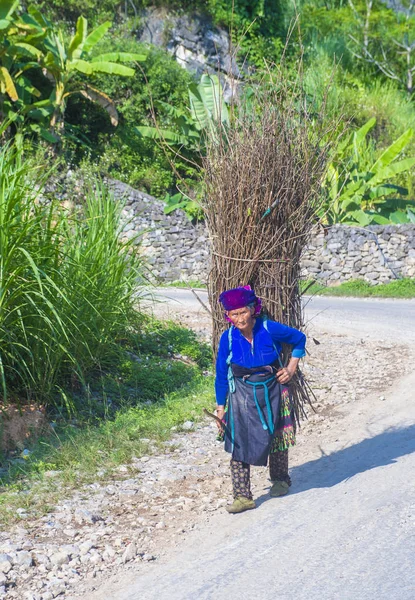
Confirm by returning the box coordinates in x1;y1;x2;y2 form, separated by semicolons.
276;367;295;384
276;357;300;384
216;406;225;430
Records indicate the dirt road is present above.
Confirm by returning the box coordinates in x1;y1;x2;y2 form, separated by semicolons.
86;295;415;600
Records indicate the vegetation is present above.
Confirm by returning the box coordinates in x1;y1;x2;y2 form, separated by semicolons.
0;142;145;408
0;375;214;526
303;278;415;299
1;0;414;216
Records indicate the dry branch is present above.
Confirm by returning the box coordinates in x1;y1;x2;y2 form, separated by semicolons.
201;64;335;422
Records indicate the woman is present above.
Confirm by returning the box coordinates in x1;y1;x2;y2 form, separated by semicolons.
215;285;306;514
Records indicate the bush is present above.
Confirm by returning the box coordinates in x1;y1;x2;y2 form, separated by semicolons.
64;37;198;197
0;145;144;408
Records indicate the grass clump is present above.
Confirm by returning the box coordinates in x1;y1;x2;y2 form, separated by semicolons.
0;144;144;410
303;278;415;298
0;313;213;526
0;376;214;527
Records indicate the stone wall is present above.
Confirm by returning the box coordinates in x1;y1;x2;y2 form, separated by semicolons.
107;180;209;283
109;179;415;285
301;225;415;284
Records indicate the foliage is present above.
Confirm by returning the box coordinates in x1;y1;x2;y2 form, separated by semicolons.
302;277;415;299
321;118;415;226
66;38;196;197
135;74;229;148
0;376;214;526
31;13;146;139
31;0;124;26
0;143;144;407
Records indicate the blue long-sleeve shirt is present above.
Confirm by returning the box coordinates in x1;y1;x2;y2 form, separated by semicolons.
215;318;306;405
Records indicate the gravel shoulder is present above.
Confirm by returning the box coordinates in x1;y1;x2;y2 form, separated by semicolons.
1;297;414;600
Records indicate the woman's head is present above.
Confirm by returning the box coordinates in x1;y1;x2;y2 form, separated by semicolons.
219;286;262;327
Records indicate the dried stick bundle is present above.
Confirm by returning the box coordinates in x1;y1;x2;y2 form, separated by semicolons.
202;66;335;421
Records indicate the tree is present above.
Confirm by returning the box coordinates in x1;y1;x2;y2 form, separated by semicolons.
31;13;146;137
349;0;415;94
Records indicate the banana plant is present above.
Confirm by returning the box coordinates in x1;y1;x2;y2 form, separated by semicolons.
0;1;48;129
33;14;146;137
321;117;415;226
135;74;229;149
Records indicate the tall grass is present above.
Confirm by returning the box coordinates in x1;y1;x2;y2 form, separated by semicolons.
0;144;144;410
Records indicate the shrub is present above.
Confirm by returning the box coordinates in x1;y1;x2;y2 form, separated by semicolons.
0;145;144;409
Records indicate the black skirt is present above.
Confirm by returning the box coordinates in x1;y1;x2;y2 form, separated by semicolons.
224;363;282;466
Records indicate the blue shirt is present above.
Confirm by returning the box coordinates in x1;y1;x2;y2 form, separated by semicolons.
215;318;306;405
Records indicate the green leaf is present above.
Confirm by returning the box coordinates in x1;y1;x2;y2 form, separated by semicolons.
69;59;93;75
82;21;112;55
389;210;409;224
68;16;87;60
92;52;146;63
86;61;135;76
27;5;51;28
372;128;413;171
10;42;42;58
0;0;19;20
348;210;373;226
353;117;376;147
29;122;59;143
371;214;391;225
368;184;408;200
135;126;187;145
406;209;415;223
371;157;415;185
189;74;229;130
0;18;10;29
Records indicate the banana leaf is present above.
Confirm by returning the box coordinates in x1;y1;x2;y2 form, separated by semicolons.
372;128;413;171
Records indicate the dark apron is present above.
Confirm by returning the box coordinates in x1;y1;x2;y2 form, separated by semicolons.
224;363;282;466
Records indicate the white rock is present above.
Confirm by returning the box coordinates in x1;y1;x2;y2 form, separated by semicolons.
0;573;6;585
74;508;100;524
143;553;155;561
79;541;94;556
13;551;32;567
59;544;80;558
182;421;194;431
122;543;137;563
0;558;12;574
50;551;70;567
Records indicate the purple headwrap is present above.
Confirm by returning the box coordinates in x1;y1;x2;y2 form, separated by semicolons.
219;285;262;320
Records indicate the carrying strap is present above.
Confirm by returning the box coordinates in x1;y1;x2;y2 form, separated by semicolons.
243;376;276;435
226;325;236;394
263;317;284;369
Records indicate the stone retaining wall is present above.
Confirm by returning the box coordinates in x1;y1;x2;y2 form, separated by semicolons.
110;179;415;284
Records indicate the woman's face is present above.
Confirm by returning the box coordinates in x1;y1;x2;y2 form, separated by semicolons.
226;306;255;331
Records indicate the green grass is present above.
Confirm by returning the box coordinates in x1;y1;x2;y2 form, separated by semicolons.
0;315;214;526
0;376;214;527
161;280;207;289
302;278;415;298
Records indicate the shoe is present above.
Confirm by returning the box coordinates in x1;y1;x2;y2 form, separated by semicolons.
226;496;256;514
270;480;290;497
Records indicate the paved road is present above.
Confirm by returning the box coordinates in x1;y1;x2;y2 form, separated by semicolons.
153;288;415;342
89;291;415;600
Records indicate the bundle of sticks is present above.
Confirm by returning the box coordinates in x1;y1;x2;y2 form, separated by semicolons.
202;69;335;422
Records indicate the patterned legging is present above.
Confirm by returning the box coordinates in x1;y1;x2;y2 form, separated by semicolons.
230;450;291;499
